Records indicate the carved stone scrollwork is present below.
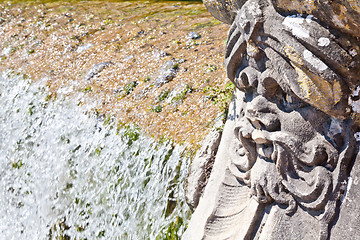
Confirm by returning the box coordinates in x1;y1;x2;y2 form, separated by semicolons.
185;0;360;239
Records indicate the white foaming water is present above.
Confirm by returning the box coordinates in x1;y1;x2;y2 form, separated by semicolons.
0;70;190;239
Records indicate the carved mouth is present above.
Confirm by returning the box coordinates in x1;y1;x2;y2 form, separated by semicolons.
232;126;278;174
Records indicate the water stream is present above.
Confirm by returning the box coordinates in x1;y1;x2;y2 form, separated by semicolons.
0;70;190;239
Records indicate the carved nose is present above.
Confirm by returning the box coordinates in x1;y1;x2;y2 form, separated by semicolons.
235;67;259;91
245;96;280;132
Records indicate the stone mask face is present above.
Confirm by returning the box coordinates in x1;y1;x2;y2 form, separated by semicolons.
185;0;360;239
225;0;359;235
230;81;350;211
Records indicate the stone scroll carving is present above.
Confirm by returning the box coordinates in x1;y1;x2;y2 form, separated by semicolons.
184;0;360;239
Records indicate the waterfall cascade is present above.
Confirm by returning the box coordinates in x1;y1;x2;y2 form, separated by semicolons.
0;70;190;239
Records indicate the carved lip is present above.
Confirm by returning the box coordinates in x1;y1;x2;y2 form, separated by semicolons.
231;124;280;186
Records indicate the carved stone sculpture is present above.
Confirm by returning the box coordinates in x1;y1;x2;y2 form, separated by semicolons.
184;0;360;239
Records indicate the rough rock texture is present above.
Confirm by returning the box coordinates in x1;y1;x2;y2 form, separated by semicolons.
331;153;360;239
185;0;360;239
185;122;222;211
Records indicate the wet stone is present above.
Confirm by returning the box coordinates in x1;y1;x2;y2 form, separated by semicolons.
152;49;169;59
77;43;93;53
187;31;201;40
154;61;178;87
84;62;113;81
177;58;186;64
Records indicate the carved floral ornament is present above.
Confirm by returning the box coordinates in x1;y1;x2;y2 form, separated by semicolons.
185;0;360;239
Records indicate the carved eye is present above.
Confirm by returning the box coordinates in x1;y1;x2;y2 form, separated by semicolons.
261;77;308;111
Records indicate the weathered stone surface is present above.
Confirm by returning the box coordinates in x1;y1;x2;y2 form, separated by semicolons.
254;203;321;240
272;0;360;38
185;122;222;211
331;152;360;239
185;0;360;239
184;94;262;239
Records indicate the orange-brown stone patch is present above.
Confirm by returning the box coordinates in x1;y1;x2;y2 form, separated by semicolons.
0;0;230;145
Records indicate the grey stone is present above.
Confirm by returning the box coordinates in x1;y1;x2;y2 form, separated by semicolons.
84;61;113;81
185;0;360;239
187;31;201;40
185;122;222;211
152;49;168;59
153;61;178;86
331;153;360;239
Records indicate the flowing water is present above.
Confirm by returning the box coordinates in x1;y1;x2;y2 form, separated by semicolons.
0;70;191;239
